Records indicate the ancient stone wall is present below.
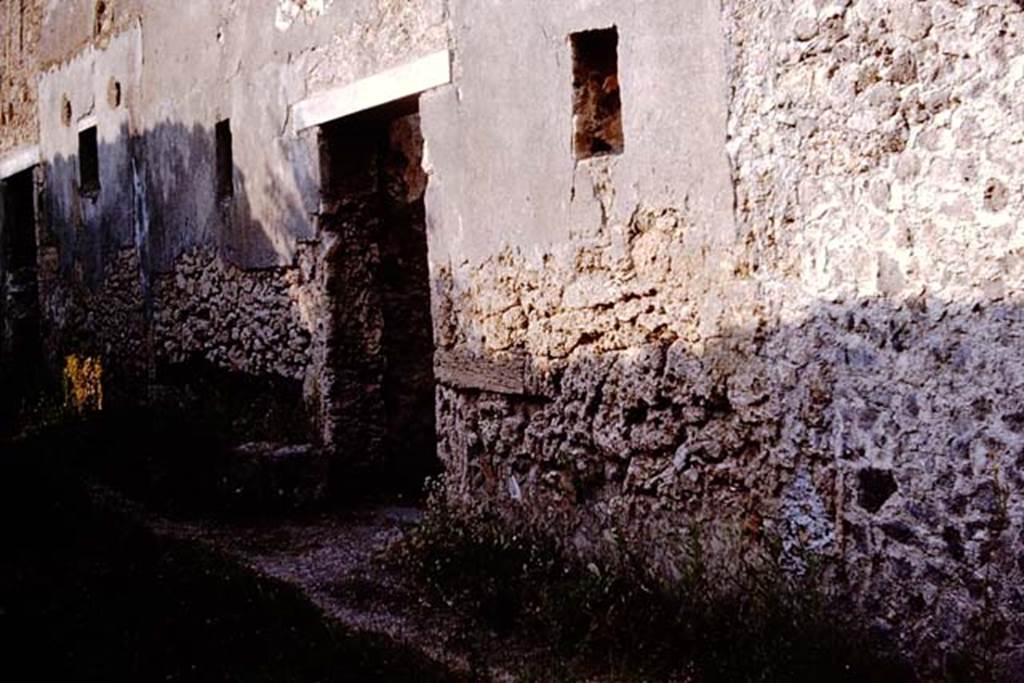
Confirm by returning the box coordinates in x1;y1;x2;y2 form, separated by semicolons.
0;0;42;155
37;245;149;407
428;0;1024;672
721;0;1024;667
151;247;315;383
7;0;1024;669
12;0;447;446
144;243;317;441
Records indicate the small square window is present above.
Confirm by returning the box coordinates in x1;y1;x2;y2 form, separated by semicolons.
570;27;624;160
215;119;234;201
78;126;100;195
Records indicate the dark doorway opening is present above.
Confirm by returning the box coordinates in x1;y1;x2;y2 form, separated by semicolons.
215;119;234;201
1;167;42;415
318;97;439;497
78;126;101;196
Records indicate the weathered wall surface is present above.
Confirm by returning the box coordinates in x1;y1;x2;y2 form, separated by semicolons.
35;23;152;405
424;0;732;267
8;0;1024;670
23;0;447;435
151;246;314;381
135;0;446;272
719;0;1024;668
426;0;1024;672
0;0;42;155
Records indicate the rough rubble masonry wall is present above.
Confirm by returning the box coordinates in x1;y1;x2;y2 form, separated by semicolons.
424;0;1024;671
0;0;42;155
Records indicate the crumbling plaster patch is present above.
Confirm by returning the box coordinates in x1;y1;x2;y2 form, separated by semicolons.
275;0;335;32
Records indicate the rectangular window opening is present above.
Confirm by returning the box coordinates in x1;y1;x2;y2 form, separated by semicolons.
571;26;624;160
216;119;234;201
78;126;100;195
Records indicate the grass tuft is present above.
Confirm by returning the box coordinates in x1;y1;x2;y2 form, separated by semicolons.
395;483;916;682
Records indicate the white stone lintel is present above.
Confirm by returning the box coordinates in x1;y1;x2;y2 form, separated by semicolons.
292;50;451;132
0;145;41;180
77;115;98;133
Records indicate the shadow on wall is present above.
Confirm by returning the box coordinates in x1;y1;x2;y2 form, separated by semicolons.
0;167;44;422
432;255;1024;675
34;119;318;446
29;109;440;500
18;92;1024;674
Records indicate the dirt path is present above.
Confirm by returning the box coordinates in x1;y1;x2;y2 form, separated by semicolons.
136;501;539;681
0;450;463;681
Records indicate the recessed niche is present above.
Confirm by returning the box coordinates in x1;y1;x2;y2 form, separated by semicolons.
215;119;234;201
78;126;100;195
108;78;122;109
570;26;624;160
61;95;72;127
94;1;111;36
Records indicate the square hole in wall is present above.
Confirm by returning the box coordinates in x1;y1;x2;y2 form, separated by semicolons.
570;26;624;160
215;119;234;201
78;126;100;195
